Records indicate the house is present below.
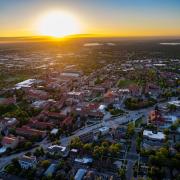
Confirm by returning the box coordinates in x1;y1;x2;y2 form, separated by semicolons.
47;145;69;157
16;126;46;138
74;169;87;180
18;155;37;169
1;136;19;150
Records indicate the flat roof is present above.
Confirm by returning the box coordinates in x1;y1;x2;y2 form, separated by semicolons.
15;79;36;89
48;145;66;152
75;157;93;164
143;130;165;140
168;100;180;107
99;126;109;132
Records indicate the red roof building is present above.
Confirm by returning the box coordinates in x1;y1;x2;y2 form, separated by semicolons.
1;135;19;149
148;110;165;126
29;119;54;130
16;126;46;138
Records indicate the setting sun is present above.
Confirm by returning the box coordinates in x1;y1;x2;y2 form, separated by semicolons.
37;11;81;37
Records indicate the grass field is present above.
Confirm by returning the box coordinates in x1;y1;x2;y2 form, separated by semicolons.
117;79;136;88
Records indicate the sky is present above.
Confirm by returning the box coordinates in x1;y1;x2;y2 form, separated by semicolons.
0;0;180;37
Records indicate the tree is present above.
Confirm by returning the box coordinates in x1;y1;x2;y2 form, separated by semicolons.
25;141;32;149
83;143;92;154
118;168;126;180
126;122;135;137
93;146;105;160
109;143;121;156
70;137;83;149
41;160;50;169
168;104;177;112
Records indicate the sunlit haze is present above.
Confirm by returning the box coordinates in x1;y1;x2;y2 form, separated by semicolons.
36;11;81;37
0;0;180;38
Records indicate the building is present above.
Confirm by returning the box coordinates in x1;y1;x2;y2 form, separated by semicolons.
1;136;19;150
75;157;93;165
103;91;119;104
47;145;69;157
29;119;54;130
162;115;178;128
148;110;164;126
19;155;37;169
67;91;84;102
99;126;109;135
142;130;165;150
15;79;37;89
16;126;46;138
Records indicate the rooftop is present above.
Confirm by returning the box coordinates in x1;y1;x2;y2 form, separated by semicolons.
143;130;165;140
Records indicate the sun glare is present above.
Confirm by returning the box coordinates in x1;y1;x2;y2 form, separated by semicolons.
37;11;81;37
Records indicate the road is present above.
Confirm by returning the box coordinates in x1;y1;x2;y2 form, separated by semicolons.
0;101;169;170
126;136;137;180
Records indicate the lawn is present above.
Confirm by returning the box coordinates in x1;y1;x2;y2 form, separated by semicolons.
117;79;136;88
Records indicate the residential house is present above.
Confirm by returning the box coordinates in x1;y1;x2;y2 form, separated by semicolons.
18;155;37;169
1;135;19;150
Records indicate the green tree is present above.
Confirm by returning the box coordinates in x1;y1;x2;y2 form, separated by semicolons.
25;141;32;149
118;168;126;180
109;143;121;156
41;160;50;169
70;137;83;149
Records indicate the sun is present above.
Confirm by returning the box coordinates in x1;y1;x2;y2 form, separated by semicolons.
37;11;81;37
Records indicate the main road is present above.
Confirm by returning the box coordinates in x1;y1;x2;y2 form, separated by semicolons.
0;101;168;170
